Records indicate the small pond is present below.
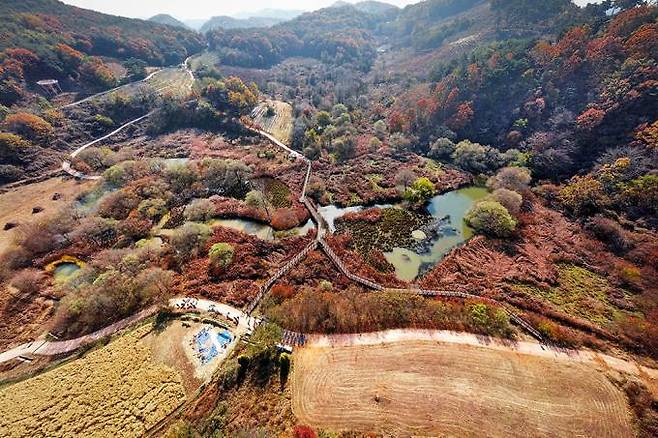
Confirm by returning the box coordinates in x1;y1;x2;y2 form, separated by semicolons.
53;263;82;281
384;186;488;281
208;218;315;241
318;203;392;233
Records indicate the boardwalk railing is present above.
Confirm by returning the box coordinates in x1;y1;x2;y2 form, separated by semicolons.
247;113;544;342
245;240;318;315
318;239;384;291
300;161;312;202
386;288;543;341
281;329;307;347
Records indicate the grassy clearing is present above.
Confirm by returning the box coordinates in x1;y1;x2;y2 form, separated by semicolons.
189;51;220;71
511;263;639;326
0;324;186;438
252;100;294;144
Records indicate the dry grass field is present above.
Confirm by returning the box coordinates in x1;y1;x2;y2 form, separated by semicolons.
0;325;186;438
0;177;94;255
252;100;294;144
292;341;634;437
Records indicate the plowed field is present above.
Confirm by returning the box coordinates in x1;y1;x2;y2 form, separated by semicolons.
292;341;633;437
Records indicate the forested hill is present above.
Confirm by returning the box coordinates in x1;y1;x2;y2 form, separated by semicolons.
200;16;284;33
206;5;379;70
0;0;204;65
204;0;587;70
381;0;587;50
148;14;189;29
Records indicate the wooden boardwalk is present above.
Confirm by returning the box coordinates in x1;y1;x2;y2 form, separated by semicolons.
246;124;545;342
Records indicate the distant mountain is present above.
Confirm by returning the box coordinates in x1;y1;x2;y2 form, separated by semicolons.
183;18;208;31
206;5;379;70
330;1;399;16
148;14;188;29
200;15;284;33
234;9;304;20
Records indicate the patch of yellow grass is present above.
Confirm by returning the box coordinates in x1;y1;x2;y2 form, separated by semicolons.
44;255;86;272
0;325;186;437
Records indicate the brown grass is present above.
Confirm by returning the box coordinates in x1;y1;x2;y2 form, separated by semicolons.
0;325;186;437
252;100;293;144
0;177;94;255
292;341;634;437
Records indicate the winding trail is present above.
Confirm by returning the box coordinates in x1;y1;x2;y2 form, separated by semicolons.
5;96;647;379
0;297;252;364
59;69;163;109
61;112;154;180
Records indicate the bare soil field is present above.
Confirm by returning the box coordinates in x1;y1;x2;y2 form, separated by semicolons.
252;100;294;144
0;177;94;255
292;341;634;437
0;325;186;438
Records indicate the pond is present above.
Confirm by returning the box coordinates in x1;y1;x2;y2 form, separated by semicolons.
208;218;315;240
318;203;392;232
383;187;488;282
52;262;81;281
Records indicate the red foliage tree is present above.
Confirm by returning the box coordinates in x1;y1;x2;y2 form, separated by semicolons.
270;208;300;230
624;23;658;59
271;284;295;300
446;101;474;131
576;107;606;130
293;425;317;438
387;109;406;133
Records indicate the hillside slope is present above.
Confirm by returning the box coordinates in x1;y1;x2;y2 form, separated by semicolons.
200;16;284;33
148;14;189;29
0;0;204;65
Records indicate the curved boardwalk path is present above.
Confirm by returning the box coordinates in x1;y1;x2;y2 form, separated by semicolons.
59;69;163;109
246;121;545;341
62;112;154;180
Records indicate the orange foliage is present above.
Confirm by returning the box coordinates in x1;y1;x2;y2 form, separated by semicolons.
585;36;623;64
2;48;39;66
447;101;474;131
2;112;53;141
635;120;658;148
607;5;657;38
79;58;117;88
271;208;300;231
55;43;84;67
576;107;605;130
624;23;658;59
271;284;295;300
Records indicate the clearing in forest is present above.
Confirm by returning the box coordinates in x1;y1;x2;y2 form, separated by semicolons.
0;177;94;255
252;100;294;144
292;341;634;437
0;325;186;438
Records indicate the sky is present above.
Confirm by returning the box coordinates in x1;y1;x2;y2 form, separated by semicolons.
60;0;604;20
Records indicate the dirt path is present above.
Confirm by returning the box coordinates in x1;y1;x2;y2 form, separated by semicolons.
59;68;163;109
306;329;658;380
0;298;257;364
61;112;154;180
